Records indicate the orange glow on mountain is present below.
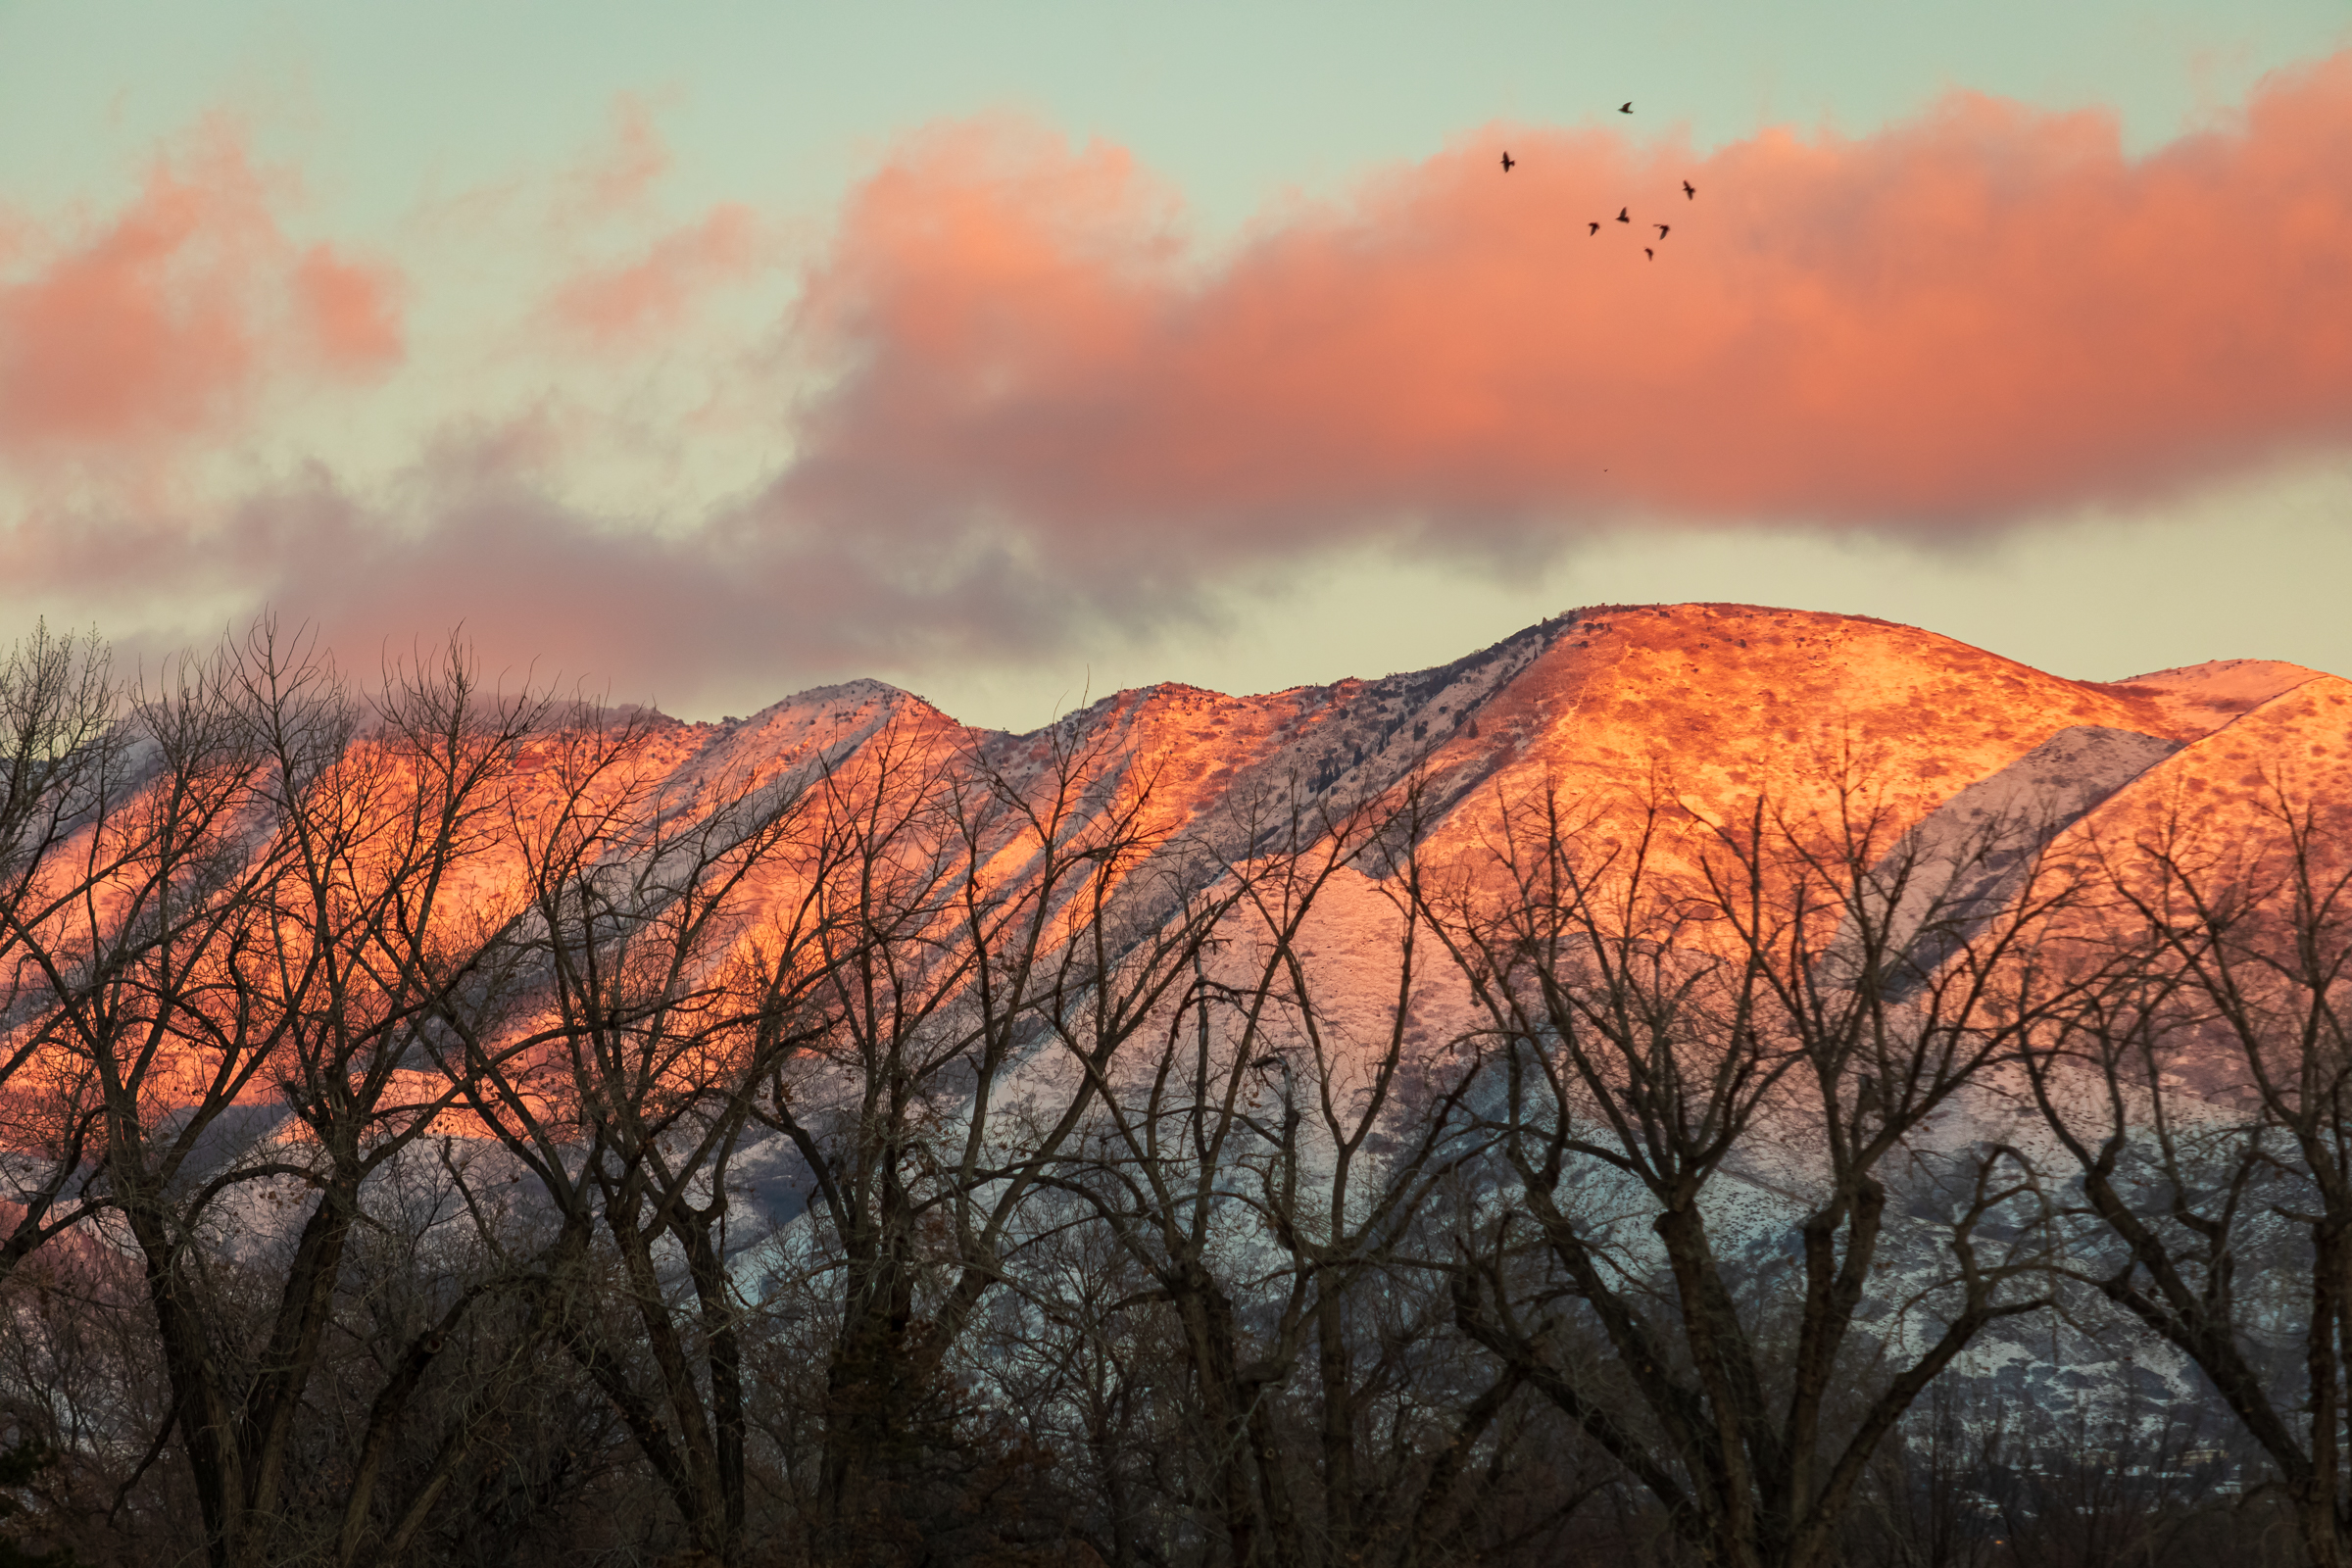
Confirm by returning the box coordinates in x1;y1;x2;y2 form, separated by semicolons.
10;606;2335;1118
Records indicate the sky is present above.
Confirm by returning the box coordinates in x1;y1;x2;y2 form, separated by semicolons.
2;1;2349;730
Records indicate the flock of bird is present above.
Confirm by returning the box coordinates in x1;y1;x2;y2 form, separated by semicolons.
1498;102;1692;261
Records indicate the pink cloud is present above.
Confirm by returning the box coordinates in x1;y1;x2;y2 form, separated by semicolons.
573;94;672;217
547;203;762;345
771;54;2352;555
0;144;266;451
292;244;405;371
20;64;2352;710
522;97;774;352
0;126;405;463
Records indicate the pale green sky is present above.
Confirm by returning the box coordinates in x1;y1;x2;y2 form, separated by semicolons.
11;1;2344;225
3;2;2348;726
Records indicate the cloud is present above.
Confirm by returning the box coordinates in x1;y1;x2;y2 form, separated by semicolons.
0;135;269;455
14;63;2352;712
546;203;763;346
0;123;405;464
768;54;2352;568
569;94;673;219
273;415;1191;693
6;406;1141;715
292;245;405;372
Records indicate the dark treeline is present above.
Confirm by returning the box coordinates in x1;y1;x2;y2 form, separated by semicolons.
0;621;2345;1568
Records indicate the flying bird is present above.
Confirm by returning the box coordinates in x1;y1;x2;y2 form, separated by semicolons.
1655;223;1670;238
1644;247;1654;260
1500;151;1515;172
1619;102;1634;114
1588;220;1600;234
1616;208;1630;223
1683;180;1696;199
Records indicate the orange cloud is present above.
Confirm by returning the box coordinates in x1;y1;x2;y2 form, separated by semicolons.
573;94;673;218
292;244;405;372
773;54;2352;550
22;64;2352;710
0;126;405;463
0;144;267;452
548;203;762;345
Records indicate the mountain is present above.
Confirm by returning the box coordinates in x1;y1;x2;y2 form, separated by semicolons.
31;602;2333;1142
624;602;2335;929
12;602;2342;1555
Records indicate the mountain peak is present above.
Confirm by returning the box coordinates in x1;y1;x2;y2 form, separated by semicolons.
676;606;2334;873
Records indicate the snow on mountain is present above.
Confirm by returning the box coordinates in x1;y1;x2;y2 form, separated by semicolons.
31;606;2349;1280
497;606;2317;926
2050;669;2352;887
2092;657;2324;734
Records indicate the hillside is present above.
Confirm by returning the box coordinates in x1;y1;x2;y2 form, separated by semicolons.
594;604;2331;948
6;603;2344;1567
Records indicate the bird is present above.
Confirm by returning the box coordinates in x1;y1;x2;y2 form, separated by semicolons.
1588;220;1600;234
1655;223;1670;238
1683;180;1696;200
1500;151;1515;172
1616;207;1630;223
1619;102;1634;114
1644;247;1654;260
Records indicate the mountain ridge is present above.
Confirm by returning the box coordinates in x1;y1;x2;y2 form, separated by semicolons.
616;604;2339;917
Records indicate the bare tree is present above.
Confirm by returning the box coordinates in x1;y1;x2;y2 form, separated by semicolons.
1020;776;1531;1568
418;696;840;1567
2020;779;2352;1568
25;618;2345;1568
1426;769;2073;1568
13;622;558;1568
7;630;284;1564
759;711;1241;1565
0;623;133;1279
